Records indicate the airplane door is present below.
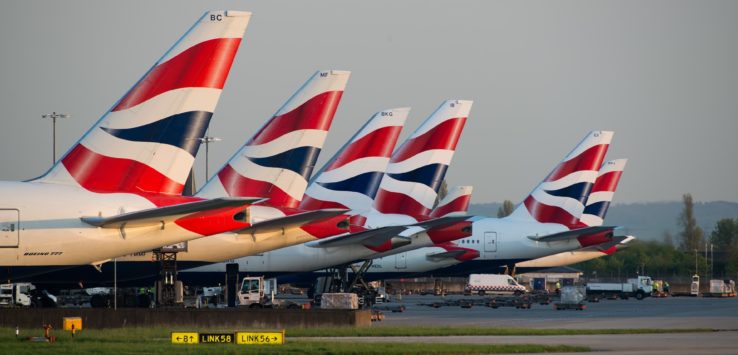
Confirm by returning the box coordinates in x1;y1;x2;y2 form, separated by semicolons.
0;209;19;247
484;232;497;252
395;253;407;269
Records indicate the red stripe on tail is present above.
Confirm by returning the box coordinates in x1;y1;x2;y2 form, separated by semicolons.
523;195;580;229
323;126;402;171
430;194;472;218
217;164;300;208
249;91;344;145
113;38;242;111
390;117;467;163
591;170;623;193
374;188;431;218
62;144;183;195
545;144;609;182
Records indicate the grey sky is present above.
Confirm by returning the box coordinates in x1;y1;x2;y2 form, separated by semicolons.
1;1;736;204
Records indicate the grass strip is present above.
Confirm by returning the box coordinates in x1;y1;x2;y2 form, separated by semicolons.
0;339;588;354
0;326;713;341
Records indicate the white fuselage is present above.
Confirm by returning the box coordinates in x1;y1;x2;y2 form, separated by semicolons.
182;215;583;276
113;206;330;263
0;181;221;266
359;217;587;276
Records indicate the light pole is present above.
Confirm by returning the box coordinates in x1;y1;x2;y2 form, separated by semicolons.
694;249;699;276
710;243;714;279
41;112;71;164
197;136;222;179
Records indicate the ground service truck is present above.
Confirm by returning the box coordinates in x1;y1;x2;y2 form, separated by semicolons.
586;276;653;300
465;274;527;296
238;276;301;309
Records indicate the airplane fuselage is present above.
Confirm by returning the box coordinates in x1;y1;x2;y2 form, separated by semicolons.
0;181;244;267
182;216;584;278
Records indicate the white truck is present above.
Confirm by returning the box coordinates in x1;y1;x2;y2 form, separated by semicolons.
586;276;653;300
0;283;57;307
690;275;700;296
465;274;527;296
706;279;736;297
238;276;301;309
0;283;33;307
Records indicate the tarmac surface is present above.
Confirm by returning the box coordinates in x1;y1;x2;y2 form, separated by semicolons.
374;294;738;329
334;295;738;354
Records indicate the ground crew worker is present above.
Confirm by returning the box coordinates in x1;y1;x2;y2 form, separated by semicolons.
664;281;670;293
555;280;561;294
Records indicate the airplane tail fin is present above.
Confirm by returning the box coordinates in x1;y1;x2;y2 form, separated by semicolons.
299;108;409;212
509;130;613;229
373;100;472;219
430;186;473;218
197;70;350;208
579;159;627;227
36;11;251;196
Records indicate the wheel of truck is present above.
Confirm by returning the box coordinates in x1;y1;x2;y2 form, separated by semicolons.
514;290;523;296
287;303;301;310
478;290;486;296
635;291;645;300
90;294;108;308
137;294;152;308
249;303;263;309
619;293;629;300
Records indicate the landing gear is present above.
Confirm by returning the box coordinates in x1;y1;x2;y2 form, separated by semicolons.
154;249;180;307
313;260;378;309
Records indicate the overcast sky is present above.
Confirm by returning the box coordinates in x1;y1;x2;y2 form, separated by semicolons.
1;1;737;204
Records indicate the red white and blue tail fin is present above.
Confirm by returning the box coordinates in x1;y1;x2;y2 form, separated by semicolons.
509;130;613;229
430;186;473;218
579;159;627;227
197;70;350;208
373;100;472;219
299;108;408;212
36;11;251;196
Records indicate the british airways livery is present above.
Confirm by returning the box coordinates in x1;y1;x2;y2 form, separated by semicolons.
0;11;256;275
16;70;354;286
182;100;473;281
362;131;620;278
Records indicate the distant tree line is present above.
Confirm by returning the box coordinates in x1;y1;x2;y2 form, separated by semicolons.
575;193;738;281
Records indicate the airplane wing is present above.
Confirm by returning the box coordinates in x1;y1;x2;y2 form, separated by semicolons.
312;226;409;248
527;226;617;242
581;235;634;251
426;250;467;260
311;216;471;248
234;208;349;235
81;197;262;228
412;216;471;229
